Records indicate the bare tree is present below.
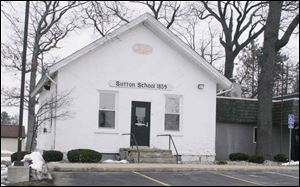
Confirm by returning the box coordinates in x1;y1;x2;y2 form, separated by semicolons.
131;1;186;29
172;15;198;50
206;22;224;65
1;111;11;125
1;1;84;151
82;1;130;37
30;90;74;151
172;16;224;65
257;1;299;159
292;63;299;93
1;85;30;108
235;40;296;98
193;1;267;79
235;40;261;98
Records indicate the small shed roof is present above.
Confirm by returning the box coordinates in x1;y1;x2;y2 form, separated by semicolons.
1;125;26;138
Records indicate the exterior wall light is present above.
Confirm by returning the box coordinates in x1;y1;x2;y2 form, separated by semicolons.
198;84;205;89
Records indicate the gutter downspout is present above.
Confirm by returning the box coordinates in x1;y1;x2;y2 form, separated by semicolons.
45;73;57;150
216;84;234;96
53;79;58;150
46;73;57;85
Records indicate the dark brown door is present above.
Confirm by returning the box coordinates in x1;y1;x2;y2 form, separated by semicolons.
131;101;151;146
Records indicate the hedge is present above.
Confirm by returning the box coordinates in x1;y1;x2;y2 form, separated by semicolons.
248;155;265;164
43;150;63;162
11;151;31;163
67;149;102;163
273;154;288;162
229;153;249;161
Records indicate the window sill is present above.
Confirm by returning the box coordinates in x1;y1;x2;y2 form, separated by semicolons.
94;129;120;135
158;131;184;137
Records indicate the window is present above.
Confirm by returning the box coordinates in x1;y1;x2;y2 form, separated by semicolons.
253;127;257;143
165;96;181;131
99;92;116;128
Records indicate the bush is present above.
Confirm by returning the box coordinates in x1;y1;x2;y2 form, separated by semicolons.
248;155;265;164
273;154;288;162
216;160;228;165
67;149;102;163
43;150;63;162
229;153;249;161
11;151;31;163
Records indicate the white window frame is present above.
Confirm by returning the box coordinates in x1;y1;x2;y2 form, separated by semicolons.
253;126;257;143
96;90;119;133
164;94;183;132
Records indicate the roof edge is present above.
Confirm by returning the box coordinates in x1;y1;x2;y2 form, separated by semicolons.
31;13;232;96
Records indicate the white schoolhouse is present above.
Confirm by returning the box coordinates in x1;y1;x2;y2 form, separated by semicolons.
33;13;232;162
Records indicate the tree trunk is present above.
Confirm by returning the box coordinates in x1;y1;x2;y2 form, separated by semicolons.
26;52;38;151
224;50;235;79
256;1;283;160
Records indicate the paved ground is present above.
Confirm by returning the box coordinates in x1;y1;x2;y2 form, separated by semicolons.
52;170;299;186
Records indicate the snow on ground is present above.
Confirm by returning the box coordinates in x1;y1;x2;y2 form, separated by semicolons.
282;161;299;166
1;165;8;186
0;158;10;162
102;159;129;164
0;151;13;155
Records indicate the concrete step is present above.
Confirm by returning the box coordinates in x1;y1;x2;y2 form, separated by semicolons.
134;157;177;164
130;152;174;158
122;148;172;153
120;147;178;164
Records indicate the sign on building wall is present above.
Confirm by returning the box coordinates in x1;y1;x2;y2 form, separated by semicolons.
288;114;295;129
109;80;173;91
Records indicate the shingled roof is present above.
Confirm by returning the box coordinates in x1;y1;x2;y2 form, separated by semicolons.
1;125;25;138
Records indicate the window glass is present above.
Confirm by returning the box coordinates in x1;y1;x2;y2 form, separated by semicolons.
135;107;146;125
100;93;115;110
99;92;116;128
165;96;180;131
165;114;179;131
253;127;257;143
98;111;115;128
165;97;179;113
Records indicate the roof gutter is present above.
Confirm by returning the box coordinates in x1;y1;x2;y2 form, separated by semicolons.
216;84;234;96
46;73;57;85
30;72;55;97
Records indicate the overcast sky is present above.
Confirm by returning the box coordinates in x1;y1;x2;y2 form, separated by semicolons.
1;2;299;129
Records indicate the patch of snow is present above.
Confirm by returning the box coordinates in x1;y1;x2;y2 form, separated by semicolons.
1;166;7;185
102;159;129;164
282;161;299;166
22;152;45;172
21;152;51;181
0;151;13;154
0;157;10;162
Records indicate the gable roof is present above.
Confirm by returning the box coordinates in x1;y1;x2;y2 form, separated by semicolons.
1;125;26;138
32;13;232;96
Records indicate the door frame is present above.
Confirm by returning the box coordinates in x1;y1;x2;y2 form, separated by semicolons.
130;101;151;146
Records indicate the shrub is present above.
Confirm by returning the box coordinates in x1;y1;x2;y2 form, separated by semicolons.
11;151;31;163
229;153;249;161
67;149;102;163
273;154;288;162
43;150;63;162
216;160;228;165
248;155;265;164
